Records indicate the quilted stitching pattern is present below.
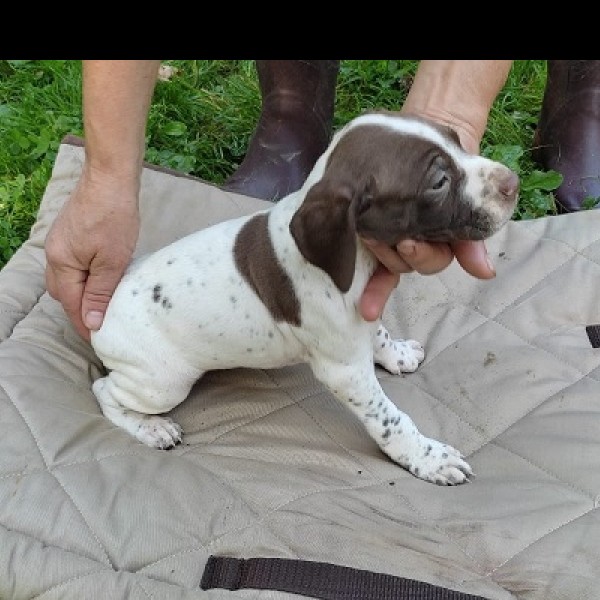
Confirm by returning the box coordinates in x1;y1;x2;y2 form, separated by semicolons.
1;142;599;599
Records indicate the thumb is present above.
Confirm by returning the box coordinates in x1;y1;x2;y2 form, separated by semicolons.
450;240;495;280
81;268;126;332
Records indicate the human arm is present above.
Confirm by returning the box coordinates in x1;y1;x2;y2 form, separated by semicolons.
45;60;161;340
359;60;514;321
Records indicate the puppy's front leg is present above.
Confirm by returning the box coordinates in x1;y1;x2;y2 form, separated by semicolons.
309;355;472;485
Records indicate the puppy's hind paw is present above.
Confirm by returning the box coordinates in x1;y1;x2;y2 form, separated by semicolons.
134;415;183;449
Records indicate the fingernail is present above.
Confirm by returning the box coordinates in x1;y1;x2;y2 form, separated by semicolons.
486;253;496;277
397;240;416;256
85;310;103;330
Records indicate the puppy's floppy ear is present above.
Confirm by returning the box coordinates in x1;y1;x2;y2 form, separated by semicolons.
289;179;358;293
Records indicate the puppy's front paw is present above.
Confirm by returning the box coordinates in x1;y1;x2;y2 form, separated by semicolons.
393;339;425;373
374;332;425;375
405;438;473;485
134;415;183;449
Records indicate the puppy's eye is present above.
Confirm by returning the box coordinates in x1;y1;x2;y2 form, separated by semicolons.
428;154;451;191
431;173;449;190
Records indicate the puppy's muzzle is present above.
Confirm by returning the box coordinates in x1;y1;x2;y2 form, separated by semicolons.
495;167;520;205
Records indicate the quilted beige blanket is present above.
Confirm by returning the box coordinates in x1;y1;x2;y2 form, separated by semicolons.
1;137;599;599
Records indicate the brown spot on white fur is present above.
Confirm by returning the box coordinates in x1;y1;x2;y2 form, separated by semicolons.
234;213;301;326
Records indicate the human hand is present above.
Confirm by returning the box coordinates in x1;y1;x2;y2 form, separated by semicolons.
359;238;495;321
45;168;140;341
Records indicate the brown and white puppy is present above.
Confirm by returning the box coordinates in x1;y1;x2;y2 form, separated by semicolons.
91;112;519;485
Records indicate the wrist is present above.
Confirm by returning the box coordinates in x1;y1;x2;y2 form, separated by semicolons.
77;161;142;206
81;153;142;185
83;136;145;180
401;60;513;154
401;106;483;154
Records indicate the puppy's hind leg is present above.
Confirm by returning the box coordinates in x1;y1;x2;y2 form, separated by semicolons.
373;323;424;374
93;374;187;449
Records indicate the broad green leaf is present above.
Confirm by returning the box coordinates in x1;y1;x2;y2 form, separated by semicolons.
521;169;563;192
483;144;524;172
161;121;187;137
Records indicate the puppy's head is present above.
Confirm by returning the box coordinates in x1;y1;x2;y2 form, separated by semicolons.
290;112;519;292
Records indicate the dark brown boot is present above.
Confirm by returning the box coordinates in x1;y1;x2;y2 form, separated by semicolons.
223;60;339;201
532;60;600;212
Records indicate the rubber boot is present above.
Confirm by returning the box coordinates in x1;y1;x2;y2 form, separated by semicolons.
223;60;340;201
532;60;600;212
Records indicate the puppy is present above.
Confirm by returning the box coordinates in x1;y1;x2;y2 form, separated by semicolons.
91;112;519;485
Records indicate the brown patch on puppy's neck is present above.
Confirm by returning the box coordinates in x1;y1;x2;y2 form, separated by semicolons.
234;213;301;327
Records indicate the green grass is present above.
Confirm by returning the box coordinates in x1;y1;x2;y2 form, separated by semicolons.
0;60;559;269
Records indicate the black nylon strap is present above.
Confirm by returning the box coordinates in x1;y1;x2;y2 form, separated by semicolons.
200;556;489;599
586;325;600;348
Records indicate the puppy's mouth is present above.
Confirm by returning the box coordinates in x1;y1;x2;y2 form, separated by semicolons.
406;223;493;243
357;207;509;245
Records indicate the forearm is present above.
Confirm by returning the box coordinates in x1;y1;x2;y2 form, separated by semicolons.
81;60;160;183
401;60;513;153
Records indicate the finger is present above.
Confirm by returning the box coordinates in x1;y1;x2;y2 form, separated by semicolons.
45;264;91;341
450;240;495;279
45;264;60;301
81;265;127;332
395;239;454;275
359;264;400;322
361;239;414;274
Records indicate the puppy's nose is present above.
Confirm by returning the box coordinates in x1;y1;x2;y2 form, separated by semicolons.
498;170;520;201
